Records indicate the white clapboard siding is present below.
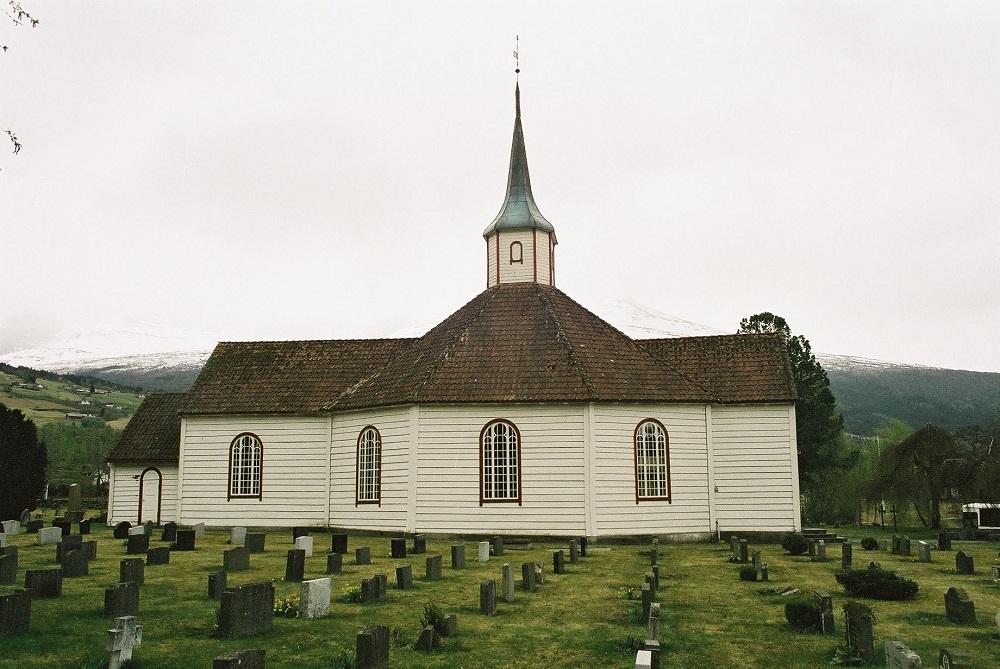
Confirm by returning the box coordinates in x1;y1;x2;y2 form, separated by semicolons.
108;464;178;525
486;230;552;286
180;415;329;527
711;403;797;532
330;406;412;532
415;404;587;535
591;404;709;536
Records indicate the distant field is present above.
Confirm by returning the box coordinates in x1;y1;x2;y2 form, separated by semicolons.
1;521;997;668
0;371;142;428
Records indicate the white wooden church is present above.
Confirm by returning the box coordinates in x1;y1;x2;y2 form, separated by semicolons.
107;85;801;539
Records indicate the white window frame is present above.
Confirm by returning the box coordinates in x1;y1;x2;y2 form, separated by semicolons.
634;419;671;502
356;426;382;505
229;433;262;499
480;419;521;504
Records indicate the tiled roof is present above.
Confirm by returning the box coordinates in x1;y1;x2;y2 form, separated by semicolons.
106;393;185;463
639;334;796;403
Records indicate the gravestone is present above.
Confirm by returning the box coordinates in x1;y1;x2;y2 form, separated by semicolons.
751;549;761;571
843;601;875;664
53;519;72;536
360;578;377;603
426;555;442;581
641;583;653;621
809;539;817;559
391;538;407;559
213;649;266;669
326;552;343;574
521;561;537;592
891;535;900;555
879;538;891;551
729;535;740;555
0;545;16;561
143;520;154;536
174;529;196;551
443;613;458;636
917;541;932;563
331;533;348;554
356;625;389;669
208;571;227;600
0;554;16;585
651;564;661;590
230;527;247;546
535;562;546;584
955;551;974;574
224;547;250;571
79;519;92;535
648;601;661;639
0;534;5;549
146;546;170;566
815;591;835;634
992;565;1000;579
650;547;658;566
478;541;490;562
292;526;309;541
501;562;515;603
643;640;661;669
56;535;84;561
192;522;206;539
104;582;139;617
128;525;145;537
374;573;388;598
37;527;62;545
645;572;656;595
294;536;314;558
67;484;82;514
395;564;413;589
218;582;274;638
869;561;882;570
25;568;62;598
113;522;131;539
739;539;749;564
635;649;652;669
62;550;89;577
106;616;142;669
479;579;497;615
816;540;827;563
126;534;149;555
569;539;580;564
0;589;30;636
938;648;972;668
300;577;331;619
120;558;144;586
415;625;437;651
884;640;923;669
25;520;43;534
285;549;305;582
553;550;566;574
760;562;769;581
491;536;504;557
899;537;911;556
412;534;426;554
842;542;853;570
451;544;466;569
355;546;371;565
937;530;952;551
19;510;29;525
245;533;265;553
944;586;976;624
160;522;177;542
579;536;588;557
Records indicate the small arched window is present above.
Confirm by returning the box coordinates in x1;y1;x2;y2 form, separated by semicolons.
634;419;671;503
480;419;521;505
229;433;263;499
356;426;382;505
509;241;523;264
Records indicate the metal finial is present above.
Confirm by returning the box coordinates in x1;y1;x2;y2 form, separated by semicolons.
513;35;520;78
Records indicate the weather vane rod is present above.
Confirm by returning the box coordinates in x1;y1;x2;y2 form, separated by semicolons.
514;34;520;81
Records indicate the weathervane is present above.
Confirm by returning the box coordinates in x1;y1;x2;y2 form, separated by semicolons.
513;34;520;80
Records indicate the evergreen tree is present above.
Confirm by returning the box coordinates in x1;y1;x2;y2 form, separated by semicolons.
0;403;48;519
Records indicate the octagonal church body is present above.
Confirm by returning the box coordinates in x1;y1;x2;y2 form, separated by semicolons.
107;85;801;539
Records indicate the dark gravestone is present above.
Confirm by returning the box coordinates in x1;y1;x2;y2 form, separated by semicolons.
285;549;306;582
104;582;139;617
160;522;177;542
579;536;588;557
426;555;442;581
415;625;437;651
650;547;658;566
939;648;972;668
651;564;661;590
553;550;565;575
56;535;84;561
0;545;16;561
326;552;343;574
451;544;466;569
61;550;88;577
0;590;30;636
25;520;43;534
641;583;653;621
843;602;875;664
146;547;170;566
568;539;579;564
412;534;426;554
213;649;266;669
396;564;413;589
83;540;97;561
143;520;155;536
890;534;900;555
360;578;378;603
390;538;406;558
491;536;505;557
355;546;371;566
479;579;497;616
218;582;275;638
120;558;144;586
944;586;977;624
0;554;17;585
208;570;227;600
114;521;132;539
126;534;149;555
78;519;91;535
292;527;309;542
331;533;348;554
937;530;952;551
521;562;537;592
739;539;750;564
174;529;196;551
374;573;388;598
224;547;250;572
245;533;265;554
955;551;974;575
898;537;911;556
356;625;389;669
814;591;835;634
53;519;71;537
644;572;656;595
25;569;62;598
841;542;853;570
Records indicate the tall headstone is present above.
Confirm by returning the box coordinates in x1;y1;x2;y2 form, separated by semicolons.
426;555;442;581
884;640;922;669
356;625;389;669
569;539;580;564
106;616;142;669
579;536;588;557
641;583;654;622
643;640;661;669
300;578;331;619
944;586;976;624
451;544;466;569
479;579;497;616
292;526;308;542
553;550;565;574
326;552;343;574
104;582;139;617
651;564;660;590
955;551;974;574
739;539;749;564
128;525;146;537
815;540;827;563
159;522;177;542
120;558;144;586
67;484;82;515
218;582;275;638
917;541;932;563
412;534;426;554
24;568;62;598
174;529;196;551
491;536;504;557
213;650;266;669
841;542;853;570
223;547;250;571
285;549;305;582
501;562;515;603
373;573;388;598
79;519;92;535
208;571;227;600
478;541;490;562
899;537;911;556
814;591;835;634
0;554;17;585
521;561;537;592
192;522;206;539
25;520;43;534
245;533;265;553
57;535;84;562
647;601;661;640
18;510;30;525
0;589;30;636
395;564;413;589
229;527;247;546
53;519;72;536
843;602;875;664
355;546;371;565
391;538;407;559
360;578;377;603
294;536;314;558
729;535;740;555
126;534;149;555
937;530;952;551
62;550;89;577
331;533;348;554
415;625;437;651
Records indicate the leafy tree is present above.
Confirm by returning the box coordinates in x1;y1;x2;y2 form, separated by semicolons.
0;402;48;519
952;421;999;503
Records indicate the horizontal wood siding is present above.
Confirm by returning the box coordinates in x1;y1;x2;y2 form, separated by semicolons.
486;235;497;288
498;229;535;284
180;415;328;526
330;407;411;532
538;231;552;285
416;404;586;535
108;464;178;525
592;404;709;536
711;403;797;532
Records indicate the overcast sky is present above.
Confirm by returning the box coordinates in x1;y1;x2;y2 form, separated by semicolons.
2;2;998;372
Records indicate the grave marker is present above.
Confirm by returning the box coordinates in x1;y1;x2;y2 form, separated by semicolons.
443;613;458;636
739;539;749;564
955;551;974;574
223;547;250;571
553;550;565;574
106;616;142;669
647;601;661;639
415;625;437;651
230;527;247;546
521;562;537;592
501;563;515;603
174;529;196;551
843;601;875;664
285;549;306;582
729;535;740;555
0;589;30;636
884;640;922;669
356;625;389;669
126;534;149;555
491;536;504;557
643;640;661;669
104;582;139;617
37;527;62;545
218;582;274;638
412;534;426;554
374;573;388;598
651;564;661;590
301;577;331;619
159;522;177;542
917;541;932;563
479;579;497;616
213;650;266;669
938;648;971;668
478;541;490;562
294;536;314;558
62;550;89;577
53;519;71;536
192;522;206;539
326;552;343;574
79;519;92;535
937;530;952;551
815;591;835;634
451;544;466;569
426;555;442;581
944;586;976;624
360;578;377;603
815;540;827;563
83;540;97;561
245;533;265;553
635;649;652;669
208;571;227;600
146;546;170;566
355;546;371;565
331;533;348;554
579;536;588;557
25;520;43;534
292;526;308;541
641;583;653;621
842;542;853;570
128;525;146;537
391;538;407;559
113;522;131;539
120;558;144;586
569;539;580;564
396;564;413;589
899;537;911;556
0;554;16;585
25;568;62;598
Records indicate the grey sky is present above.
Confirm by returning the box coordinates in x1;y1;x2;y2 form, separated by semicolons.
2;2;998;371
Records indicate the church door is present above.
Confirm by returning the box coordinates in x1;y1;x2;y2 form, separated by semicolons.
138;467;162;525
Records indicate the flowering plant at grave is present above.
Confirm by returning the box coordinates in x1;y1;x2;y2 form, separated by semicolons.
620;585;637;600
273;594;300;618
343;585;363;603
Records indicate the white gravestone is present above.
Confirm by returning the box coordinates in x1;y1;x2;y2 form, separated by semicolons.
478;542;490;562
648;601;661;640
192;523;206;539
1;520;19;536
634;649;652;669
917;541;931;563
37;527;62;545
230;527;247;546
501;562;515;603
128;526;145;537
106;616;143;669
295;536;314;558
300;577;331;619
884;640;922;669
0;533;5;548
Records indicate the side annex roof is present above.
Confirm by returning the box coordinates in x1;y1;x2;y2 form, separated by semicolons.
106;393;185;463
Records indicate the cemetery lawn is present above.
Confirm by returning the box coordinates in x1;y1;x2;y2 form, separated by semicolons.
1;523;998;668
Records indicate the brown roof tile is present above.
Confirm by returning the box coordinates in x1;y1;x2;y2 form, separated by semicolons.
106;393;185;463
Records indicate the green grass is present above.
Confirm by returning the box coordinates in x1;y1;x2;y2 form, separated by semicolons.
1;522;998;668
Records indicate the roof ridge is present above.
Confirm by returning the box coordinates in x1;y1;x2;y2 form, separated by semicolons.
217;337;417;346
535;284;599;399
637;332;781;343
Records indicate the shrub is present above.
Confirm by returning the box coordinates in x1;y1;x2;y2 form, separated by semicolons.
860;537;878;551
738;566;758;581
784;596;820;631
782;532;809;556
835;567;918;600
420;602;448;636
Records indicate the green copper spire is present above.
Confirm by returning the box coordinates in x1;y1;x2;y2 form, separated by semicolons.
483;83;555;238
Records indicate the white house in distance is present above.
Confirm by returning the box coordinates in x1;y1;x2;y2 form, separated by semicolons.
107;85;800;539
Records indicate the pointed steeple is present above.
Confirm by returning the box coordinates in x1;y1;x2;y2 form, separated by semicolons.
483;84;555;238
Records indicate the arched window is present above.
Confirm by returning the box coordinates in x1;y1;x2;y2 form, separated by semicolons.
356;426;382;505
509;241;523;264
480;419;521;505
634;419;671;503
228;433;263;499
